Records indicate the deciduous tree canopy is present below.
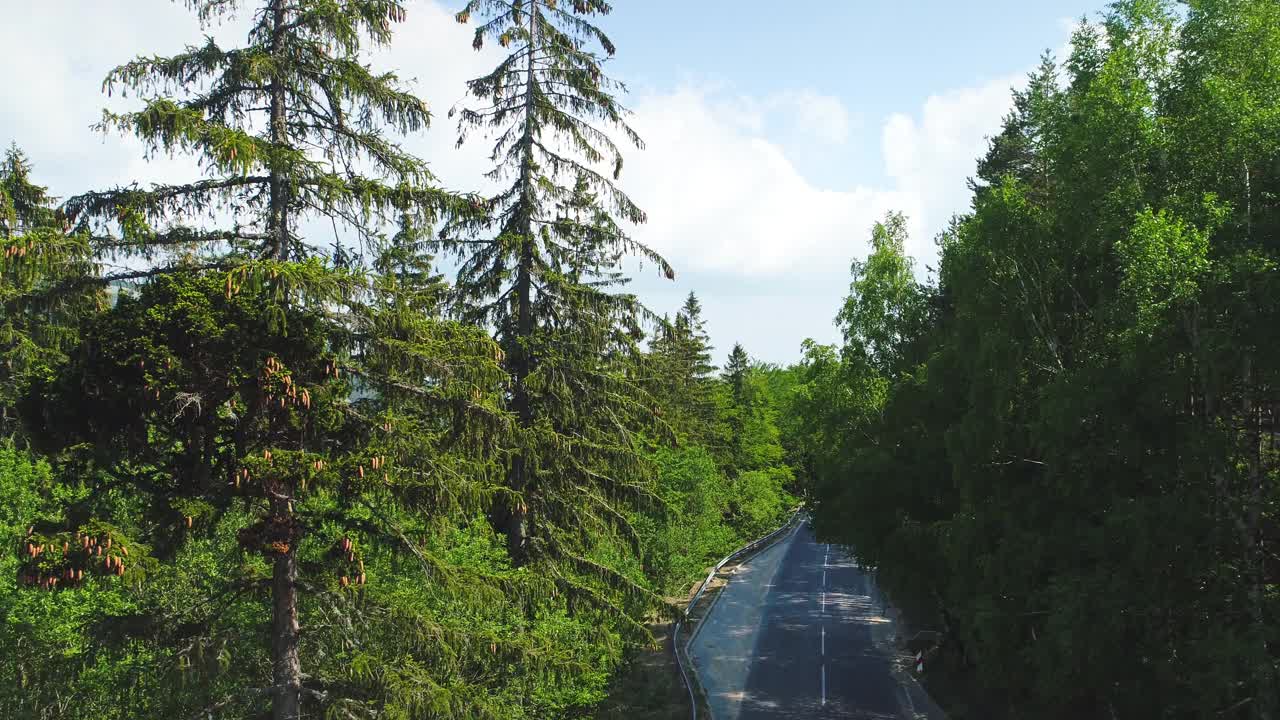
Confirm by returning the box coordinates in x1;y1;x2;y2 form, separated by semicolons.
794;2;1280;717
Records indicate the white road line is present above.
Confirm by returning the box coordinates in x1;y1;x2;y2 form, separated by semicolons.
821;540;829;707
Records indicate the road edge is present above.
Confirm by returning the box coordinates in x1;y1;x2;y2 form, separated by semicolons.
686;516;800;648
673;508;805;720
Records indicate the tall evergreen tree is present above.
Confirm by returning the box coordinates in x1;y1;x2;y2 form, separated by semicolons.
444;0;674;572
723;342;749;405
971;53;1060;202
20;3;507;718
0;146;98;438
644;292;720;448
719;341;751;471
675;292;715;383
675;292;717;426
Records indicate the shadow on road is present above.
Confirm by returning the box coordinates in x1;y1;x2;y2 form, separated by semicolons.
694;522;943;720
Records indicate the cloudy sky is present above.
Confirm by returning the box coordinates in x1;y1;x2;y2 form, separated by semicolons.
0;0;1108;365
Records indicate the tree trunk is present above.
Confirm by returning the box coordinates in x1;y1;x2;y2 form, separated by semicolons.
507;226;534;562
1241;353;1275;720
271;545;303;720
266;5;301;715
503;0;541;565
267;0;289;261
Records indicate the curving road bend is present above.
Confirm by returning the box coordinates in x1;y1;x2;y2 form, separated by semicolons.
689;519;944;719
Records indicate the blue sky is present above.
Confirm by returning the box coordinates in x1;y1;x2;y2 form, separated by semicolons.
610;3;1087;104
608;1;1102;188
604;1;1109;364
0;0;1110;366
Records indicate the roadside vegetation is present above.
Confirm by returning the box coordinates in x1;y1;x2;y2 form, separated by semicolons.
6;1;1277;718
792;2;1280;718
0;1;794;718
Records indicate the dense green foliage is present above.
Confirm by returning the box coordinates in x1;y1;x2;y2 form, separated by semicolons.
24;0;1280;716
440;0;675;577
0;146;99;439
639;295;797;593
796;2;1280;718
0;2;794;718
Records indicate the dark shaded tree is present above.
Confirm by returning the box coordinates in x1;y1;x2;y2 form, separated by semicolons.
796;3;1280;717
0;146;99;438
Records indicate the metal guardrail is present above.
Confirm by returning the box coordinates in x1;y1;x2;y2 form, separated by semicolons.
672;508;804;720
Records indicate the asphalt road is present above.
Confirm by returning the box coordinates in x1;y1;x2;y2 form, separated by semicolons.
690;520;941;719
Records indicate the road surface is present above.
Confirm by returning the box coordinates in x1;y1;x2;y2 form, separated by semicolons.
689;519;943;719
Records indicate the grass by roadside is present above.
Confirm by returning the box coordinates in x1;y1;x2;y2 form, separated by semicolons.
595;514;802;719
591;569;734;719
591;618;690;720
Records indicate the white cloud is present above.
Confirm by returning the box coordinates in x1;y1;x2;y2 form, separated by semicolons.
0;0;1027;287
703;88;852;145
0;0;206;193
621;85;912;276
881;74;1021;267
773;90;852;145
618;74;1023;278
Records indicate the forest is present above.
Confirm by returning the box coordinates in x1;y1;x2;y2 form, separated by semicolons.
796;1;1280;718
0;1;797;717
2;0;1278;719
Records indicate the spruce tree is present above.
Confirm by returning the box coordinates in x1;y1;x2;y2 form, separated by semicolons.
644;292;720;447
675;292;715;382
21;3;505;718
0;146;98;438
719;341;751;471
971;53;1060;202
723;342;749;405
674;293;717;422
444;0;674;574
